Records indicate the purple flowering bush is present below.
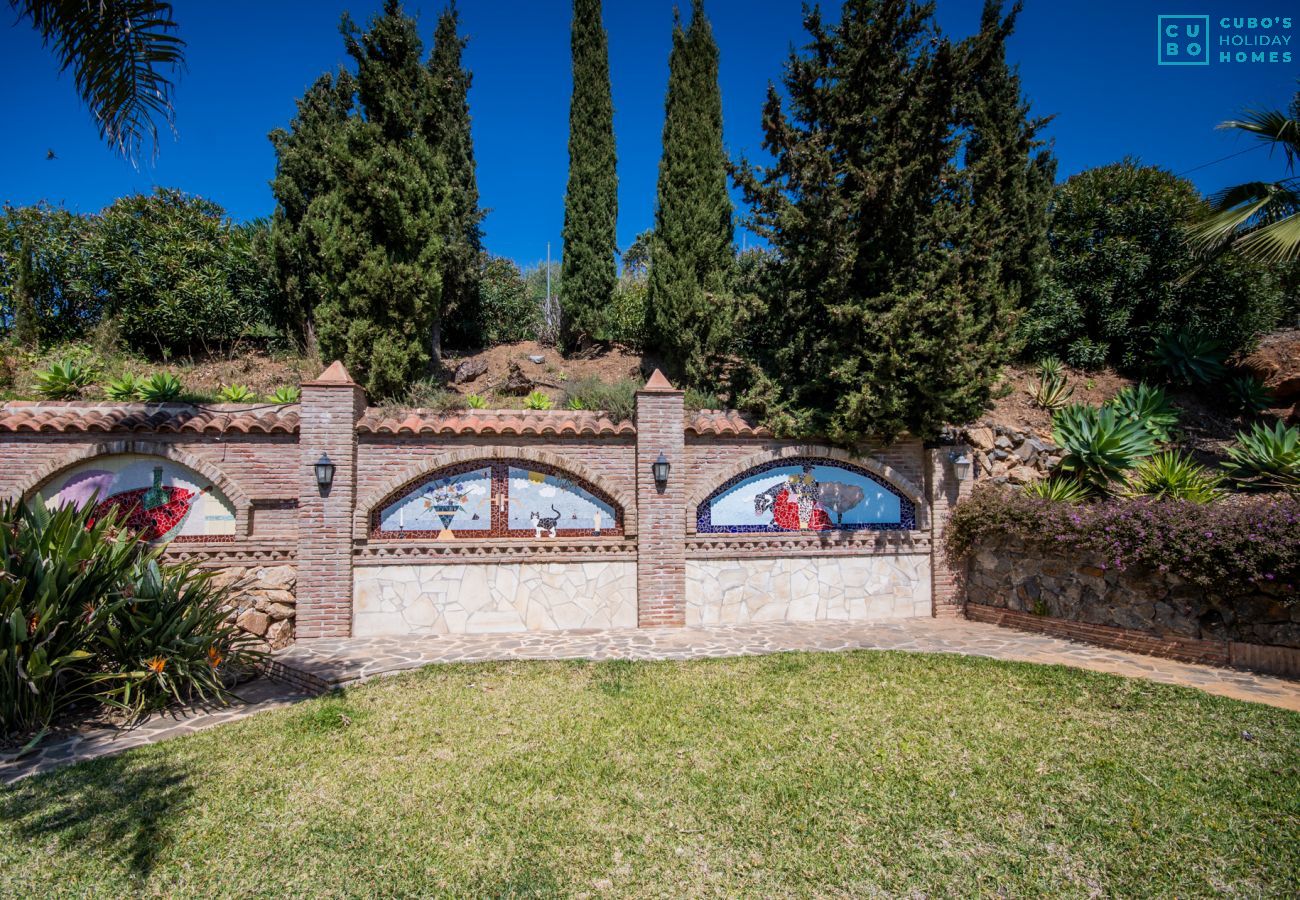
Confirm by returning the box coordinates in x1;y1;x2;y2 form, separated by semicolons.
947;485;1300;597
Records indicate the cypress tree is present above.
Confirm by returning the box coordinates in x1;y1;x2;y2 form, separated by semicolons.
559;0;618;350
732;0;1052;444
427;3;485;352
270;0;450;398
645;0;734;387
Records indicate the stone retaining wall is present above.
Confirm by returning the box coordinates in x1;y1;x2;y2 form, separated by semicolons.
966;536;1300;650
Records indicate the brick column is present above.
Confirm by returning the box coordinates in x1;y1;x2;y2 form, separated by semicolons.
635;369;686;627
927;444;973;618
296;361;365;638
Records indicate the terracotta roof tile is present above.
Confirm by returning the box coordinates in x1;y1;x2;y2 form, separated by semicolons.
0;402;300;435
684;409;773;437
357;408;635;437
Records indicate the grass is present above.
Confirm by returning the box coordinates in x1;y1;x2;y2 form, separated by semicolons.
2;651;1297;897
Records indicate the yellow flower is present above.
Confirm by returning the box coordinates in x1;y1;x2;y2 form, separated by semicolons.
145;656;166;675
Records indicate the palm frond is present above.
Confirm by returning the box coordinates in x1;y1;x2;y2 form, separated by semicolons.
1218;108;1300;170
12;0;186;164
1188;179;1300;258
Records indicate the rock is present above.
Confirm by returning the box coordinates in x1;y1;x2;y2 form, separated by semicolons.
991;449;1009;461
259;589;296;606
264;602;296;620
994;435;1013;450
1013;442;1037;463
528;354;545;364
266;619;293;651
1007;466;1037;484
236;609;270;637
251;566;296;590
966;426;996;451
501;361;535;395
452;357;488;385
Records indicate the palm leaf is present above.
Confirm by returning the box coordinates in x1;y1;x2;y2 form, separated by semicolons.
1218;108;1300;169
11;0;186;164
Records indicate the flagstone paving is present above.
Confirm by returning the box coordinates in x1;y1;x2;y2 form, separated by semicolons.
4;618;1297;784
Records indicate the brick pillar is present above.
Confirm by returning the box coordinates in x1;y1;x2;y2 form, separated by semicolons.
635;369;686;627
927;444;973;618
297;361;365;638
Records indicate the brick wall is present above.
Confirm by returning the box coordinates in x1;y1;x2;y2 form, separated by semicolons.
635;371;687;626
926;446;972;618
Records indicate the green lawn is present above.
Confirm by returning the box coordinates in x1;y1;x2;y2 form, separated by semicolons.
2;652;1297;898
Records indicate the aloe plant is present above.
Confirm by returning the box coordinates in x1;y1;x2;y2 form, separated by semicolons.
268;385;301;403
104;372;141;401
1107;383;1179;443
1027;370;1073;411
1125;451;1224;503
136;372;184;402
216;383;257;402
1224;420;1300;491
1022;476;1091;503
34;358;99;399
1157;331;1227;386
464;393;488;409
523;390;553;410
1225;376;1274;416
1052;403;1157;492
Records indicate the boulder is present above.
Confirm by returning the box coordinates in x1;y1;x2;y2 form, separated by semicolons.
251;566;296;590
501;361;536;395
1006;466;1037;484
266;619;293;651
264;602;296;620
236;609;270;637
966;426;996;451
452;357;488;385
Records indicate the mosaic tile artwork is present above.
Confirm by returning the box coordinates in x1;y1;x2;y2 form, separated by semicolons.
42;454;237;541
374;460;621;539
697;457;914;533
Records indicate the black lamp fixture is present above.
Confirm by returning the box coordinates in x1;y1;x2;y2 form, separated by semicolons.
652;452;671;489
948;448;972;481
314;453;336;491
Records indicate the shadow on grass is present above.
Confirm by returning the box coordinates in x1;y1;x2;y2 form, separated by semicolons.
0;752;192;878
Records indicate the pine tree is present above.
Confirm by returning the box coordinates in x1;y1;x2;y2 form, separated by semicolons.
270;0;450;398
427;3;484;352
645;0;734;387
732;0;1053;444
559;0;618;350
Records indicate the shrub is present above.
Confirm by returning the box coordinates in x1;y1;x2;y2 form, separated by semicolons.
91;559;261;720
1225;420;1300;491
1023;476;1091;502
560;377;636;420
1157;330;1228;386
216;384;257;402
1107;383;1179;443
684;388;721;411
0;501;143;737
136;372;183;402
268;385;300;403
478;255;539;344
523;389;553;411
104;372;141;401
405;380;466;413
34;358;98;399
946;484;1300;594
1124;451;1224;503
1226;376;1274;416
1052;403;1157;492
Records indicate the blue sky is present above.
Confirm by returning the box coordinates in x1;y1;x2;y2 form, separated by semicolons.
1;1;1297;266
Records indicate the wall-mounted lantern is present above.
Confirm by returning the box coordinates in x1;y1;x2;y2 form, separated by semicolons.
652;452;671;490
948;448;972;481
314;453;336;491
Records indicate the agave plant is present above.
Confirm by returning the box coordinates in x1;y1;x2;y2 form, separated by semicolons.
566;395;588;411
1027;369;1073;411
1052;403;1157;492
216;383;257;403
1157;331;1227;386
523;389;553;411
1022;476;1091;503
268;385;300;403
136;372;183;402
1107;383;1179;443
1225;375;1274;416
104;372;141;401
464;393;488;409
1036;357;1065;381
34;358;99;399
1224;420;1300;491
1125;451;1224;503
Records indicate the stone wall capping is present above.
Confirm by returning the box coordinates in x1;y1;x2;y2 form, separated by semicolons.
357;409;635;437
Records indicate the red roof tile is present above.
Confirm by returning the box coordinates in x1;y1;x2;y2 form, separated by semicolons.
684;409;773;437
357;408;635;436
0;402;300;435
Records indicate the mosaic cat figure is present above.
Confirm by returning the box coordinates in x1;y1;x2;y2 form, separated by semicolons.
530;504;561;538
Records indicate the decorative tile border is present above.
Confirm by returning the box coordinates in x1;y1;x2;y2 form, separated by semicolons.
354;538;637;564
685;531;929;559
161;542;297;565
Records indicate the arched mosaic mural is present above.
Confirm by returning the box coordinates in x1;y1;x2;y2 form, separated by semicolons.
696;457;914;533
373;460;622;539
41;454;237;542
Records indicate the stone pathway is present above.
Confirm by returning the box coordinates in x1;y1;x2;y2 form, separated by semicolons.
278;618;1300;711
0;677;314;785
5;619;1297;785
